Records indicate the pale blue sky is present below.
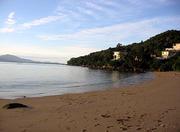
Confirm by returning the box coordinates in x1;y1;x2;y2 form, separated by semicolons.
0;0;180;63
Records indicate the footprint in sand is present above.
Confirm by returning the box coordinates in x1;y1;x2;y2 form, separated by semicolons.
82;129;87;132
101;114;111;118
94;123;100;127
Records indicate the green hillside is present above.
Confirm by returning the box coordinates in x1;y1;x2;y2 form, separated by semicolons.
67;30;180;72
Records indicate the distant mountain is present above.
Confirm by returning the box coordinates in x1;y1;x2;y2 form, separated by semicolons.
0;54;63;65
0;54;33;63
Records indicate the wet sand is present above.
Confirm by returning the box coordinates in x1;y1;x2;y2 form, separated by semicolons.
0;72;180;132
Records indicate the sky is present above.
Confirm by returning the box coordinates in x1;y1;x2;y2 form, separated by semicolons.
0;0;180;63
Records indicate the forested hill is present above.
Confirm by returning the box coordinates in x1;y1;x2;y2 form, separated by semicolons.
67;30;180;72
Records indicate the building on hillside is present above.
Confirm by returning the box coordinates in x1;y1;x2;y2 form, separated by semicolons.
160;43;180;59
134;56;142;62
173;43;180;50
161;50;175;58
150;54;157;58
134;56;138;61
162;51;169;58
113;51;120;60
165;48;174;51
113;51;127;60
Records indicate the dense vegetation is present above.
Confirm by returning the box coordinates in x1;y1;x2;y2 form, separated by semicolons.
67;30;180;72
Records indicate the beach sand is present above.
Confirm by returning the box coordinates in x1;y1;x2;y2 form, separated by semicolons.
0;72;180;132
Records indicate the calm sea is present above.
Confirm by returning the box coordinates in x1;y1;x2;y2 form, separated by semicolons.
0;62;154;99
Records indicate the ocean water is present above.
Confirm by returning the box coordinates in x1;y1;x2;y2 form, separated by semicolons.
0;62;154;99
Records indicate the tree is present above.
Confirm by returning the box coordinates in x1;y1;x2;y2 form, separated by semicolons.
116;43;122;48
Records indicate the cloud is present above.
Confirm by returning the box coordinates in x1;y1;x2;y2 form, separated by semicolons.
38;16;180;44
97;0;118;6
86;2;104;11
0;11;69;33
0;27;14;33
56;2;102;19
85;2;116;16
22;15;66;29
5;12;16;25
77;7;95;16
127;0;173;5
0;12;16;33
154;0;170;2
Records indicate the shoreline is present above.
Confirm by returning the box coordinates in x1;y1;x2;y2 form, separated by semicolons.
0;72;154;100
0;72;180;132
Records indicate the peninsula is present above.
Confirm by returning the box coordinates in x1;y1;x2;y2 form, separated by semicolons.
0;54;63;65
68;30;180;72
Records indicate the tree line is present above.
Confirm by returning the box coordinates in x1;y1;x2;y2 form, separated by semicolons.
67;30;180;72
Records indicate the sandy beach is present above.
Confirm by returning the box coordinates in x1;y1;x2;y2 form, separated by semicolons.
0;72;180;132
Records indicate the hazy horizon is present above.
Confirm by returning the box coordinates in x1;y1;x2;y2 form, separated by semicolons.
0;0;180;63
0;53;68;63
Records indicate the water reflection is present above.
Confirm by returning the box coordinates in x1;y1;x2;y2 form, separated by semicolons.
112;71;120;81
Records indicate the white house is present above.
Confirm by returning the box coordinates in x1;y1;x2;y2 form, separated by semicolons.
162;51;170;58
113;51;120;60
173;43;180;50
113;51;127;60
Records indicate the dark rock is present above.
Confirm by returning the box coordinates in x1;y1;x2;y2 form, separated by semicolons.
3;103;29;109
